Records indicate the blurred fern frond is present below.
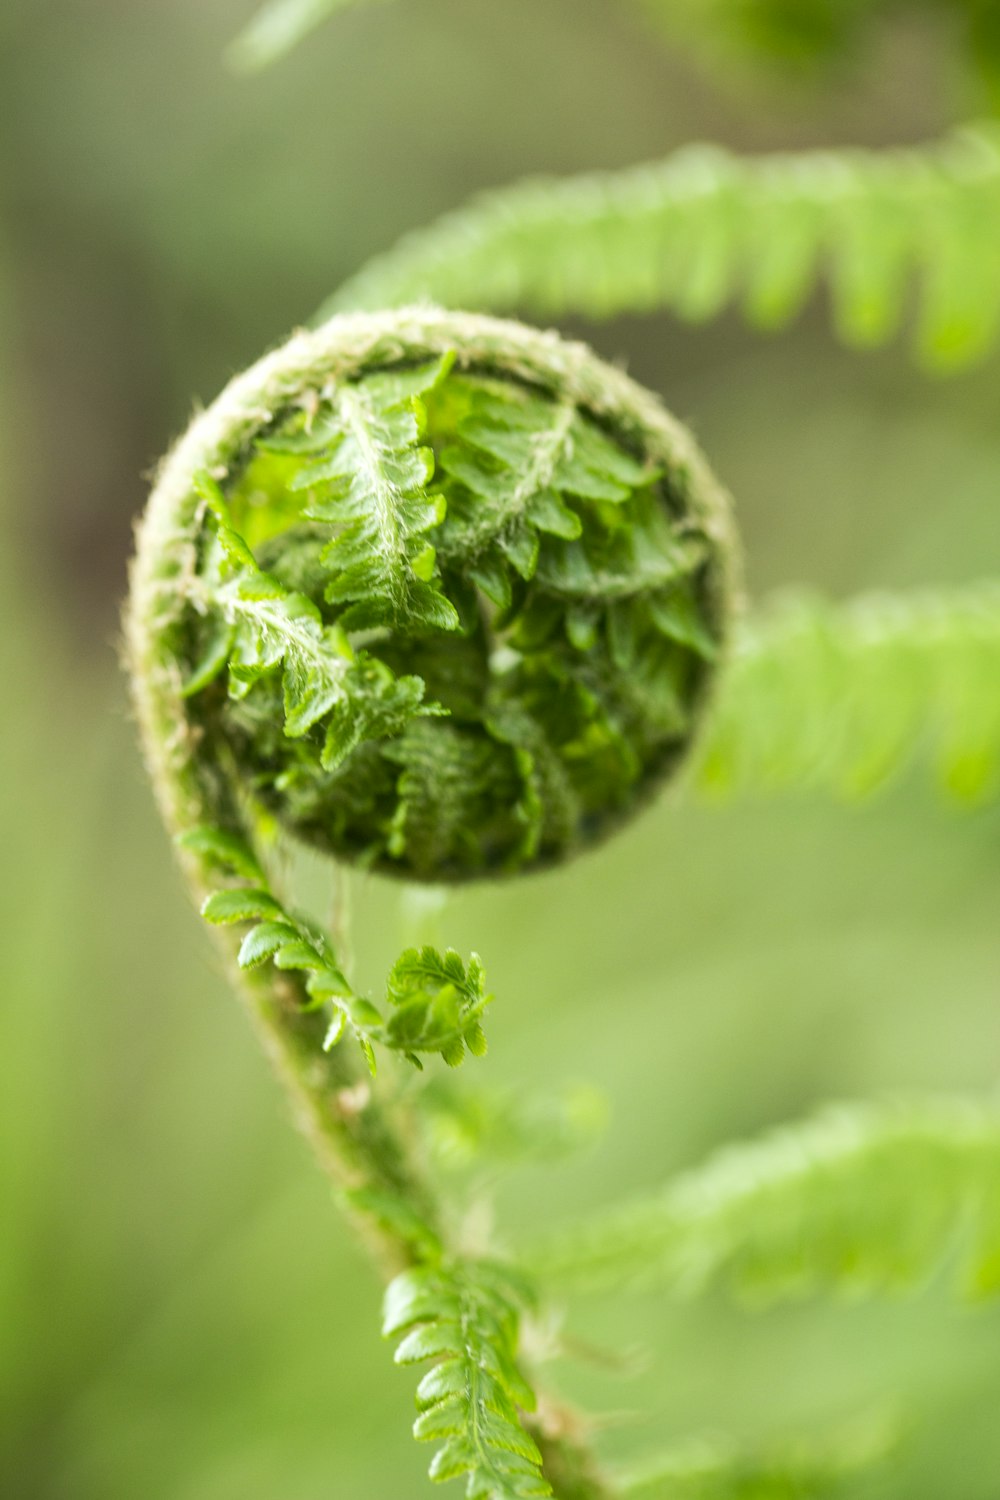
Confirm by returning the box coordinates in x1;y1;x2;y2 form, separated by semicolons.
615;1418;896;1499
702;585;1000;804
184;825;491;1074
524;1098;1000;1300
324;124;1000;370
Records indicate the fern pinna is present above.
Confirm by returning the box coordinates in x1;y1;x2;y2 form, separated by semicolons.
126;20;1000;1498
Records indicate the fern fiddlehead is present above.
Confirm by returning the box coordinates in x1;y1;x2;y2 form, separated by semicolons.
125;306;736;1499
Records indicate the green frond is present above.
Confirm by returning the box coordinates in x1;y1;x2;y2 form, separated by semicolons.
227;0;386;73
524;1098;1000;1300
384;1259;552;1499
324;124;1000;369
385;946;491;1068
187;472;432;770
614;1418;894;1500
181;825;491;1074
702;585;1000;804
270;354;459;633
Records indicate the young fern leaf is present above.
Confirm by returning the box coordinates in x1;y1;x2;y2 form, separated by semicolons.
701;585;1000;804
434;377;652;579
179;313;731;884
524;1099;1000;1301
188;473;430;768
323;124;1000;369
183;826;491;1074
384;1260;552;1499
386;947;490;1068
271;356;459;632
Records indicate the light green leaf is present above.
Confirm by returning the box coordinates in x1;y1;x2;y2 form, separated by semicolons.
526;1098;1000;1302
383;1261;551;1498
201;888;284;925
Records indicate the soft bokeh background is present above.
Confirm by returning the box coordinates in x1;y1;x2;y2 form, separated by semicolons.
2;2;1000;1497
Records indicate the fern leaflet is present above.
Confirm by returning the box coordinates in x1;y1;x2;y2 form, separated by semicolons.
271;356;459;633
323;125;1000;369
187;473;431;769
182;826;491;1074
701;585;1000;804
524;1098;1000;1301
384;1259;552;1499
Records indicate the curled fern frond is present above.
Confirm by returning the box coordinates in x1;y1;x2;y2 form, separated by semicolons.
525;1098;1000;1301
701;585;1000;804
385;1258;552;1498
125;305;735;1499
324;124;1000;370
134;307;734;887
184;826;489;1073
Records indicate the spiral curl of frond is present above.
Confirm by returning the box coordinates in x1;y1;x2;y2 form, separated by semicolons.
130;307;735;889
125;306;737;1500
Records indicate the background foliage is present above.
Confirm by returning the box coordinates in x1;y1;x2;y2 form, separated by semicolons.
3;2;1000;1498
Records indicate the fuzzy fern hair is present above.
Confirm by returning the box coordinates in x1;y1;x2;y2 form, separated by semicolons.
127;14;1000;1498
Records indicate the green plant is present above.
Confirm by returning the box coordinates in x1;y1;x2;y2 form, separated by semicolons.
126;9;1000;1499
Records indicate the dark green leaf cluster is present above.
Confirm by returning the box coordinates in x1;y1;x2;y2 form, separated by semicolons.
639;0;1000;102
325;125;1000;371
182;362;722;881
181;825;491;1074
525;1099;1000;1301
384;1258;551;1499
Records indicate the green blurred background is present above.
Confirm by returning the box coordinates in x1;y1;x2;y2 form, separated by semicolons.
2;2;1000;1497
